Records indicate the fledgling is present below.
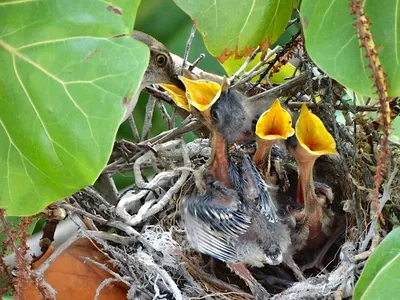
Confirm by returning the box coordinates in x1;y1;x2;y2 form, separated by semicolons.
285;104;338;248
182;146;292;299
177;78;298;298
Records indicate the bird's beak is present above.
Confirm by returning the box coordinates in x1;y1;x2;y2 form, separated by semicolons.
178;76;223;112
289;103;338;207
254;99;295;165
177;76;232;186
170;75;186;90
159;83;190;111
295;104;337;158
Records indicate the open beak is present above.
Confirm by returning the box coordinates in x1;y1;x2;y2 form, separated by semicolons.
159;83;190;111
254;99;295;165
160;75;224;114
179;76;224;120
288;104;337;210
180;76;232;186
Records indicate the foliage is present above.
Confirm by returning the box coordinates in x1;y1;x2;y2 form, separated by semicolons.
0;0;399;297
0;0;148;215
300;0;400;98
353;228;400;300
174;0;297;63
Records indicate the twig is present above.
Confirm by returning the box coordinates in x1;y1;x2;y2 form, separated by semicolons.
94;277;124;300
233;45;282;88
248;70;311;103
83;256;131;287
189;54;205;71
182;24;197;75
170;53;223;83
36;232;81;276
117;171;178;212
128;115;140;142
58;203;108;224
135;252;183;300
229;46;260;84
84;187;111;207
122;141;191;226
152;119;203;145
256;31;301;86
360;166;398;252
180;254;251;297
86;231;137;245
95;174;119;205
351;92;365;236
379;165;398;211
136;149;190;223
141;95;157;141
155;100;173;129
105;221;152;248
287;102;380;112
134;119;202;147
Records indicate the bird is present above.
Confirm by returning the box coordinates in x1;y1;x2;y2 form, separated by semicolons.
253;99;295;187
286;104;338;248
181;146;292;299
178;78;302;298
122;31;183;122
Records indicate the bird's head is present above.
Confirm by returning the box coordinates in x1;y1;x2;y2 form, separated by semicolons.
255;99;295;142
287;103;338;164
132;31;183;89
172;76;246;144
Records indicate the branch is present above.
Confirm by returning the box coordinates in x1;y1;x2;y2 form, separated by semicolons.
248;70;311;103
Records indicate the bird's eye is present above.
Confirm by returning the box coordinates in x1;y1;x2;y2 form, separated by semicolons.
211;108;220;122
156;54;167;67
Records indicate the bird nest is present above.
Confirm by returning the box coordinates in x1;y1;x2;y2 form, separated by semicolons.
39;40;399;300
56;73;400;299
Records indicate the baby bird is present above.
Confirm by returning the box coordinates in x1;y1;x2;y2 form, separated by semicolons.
286;104;338;249
181;146;291;299
178;79;298;298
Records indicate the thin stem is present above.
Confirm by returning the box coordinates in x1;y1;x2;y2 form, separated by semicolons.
182;24;197;75
128;115;140;142
188;54;205;71
141;95;156;141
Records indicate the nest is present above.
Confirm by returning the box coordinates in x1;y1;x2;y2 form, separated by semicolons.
54;44;400;300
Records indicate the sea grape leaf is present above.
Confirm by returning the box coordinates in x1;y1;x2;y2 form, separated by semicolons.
174;0;296;63
300;0;400;97
353;227;400;299
0;0;148;215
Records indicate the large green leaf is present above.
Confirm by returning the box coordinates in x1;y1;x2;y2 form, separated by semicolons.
0;0;149;216
174;0;296;63
300;0;400;97
353;227;400;299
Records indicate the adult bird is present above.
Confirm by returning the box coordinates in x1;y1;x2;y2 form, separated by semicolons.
122;31;183;122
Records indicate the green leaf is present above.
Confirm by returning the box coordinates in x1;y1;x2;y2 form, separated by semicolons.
300;0;400;97
390;117;400;143
0;0;149;216
353;227;400;299
174;0;296;63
